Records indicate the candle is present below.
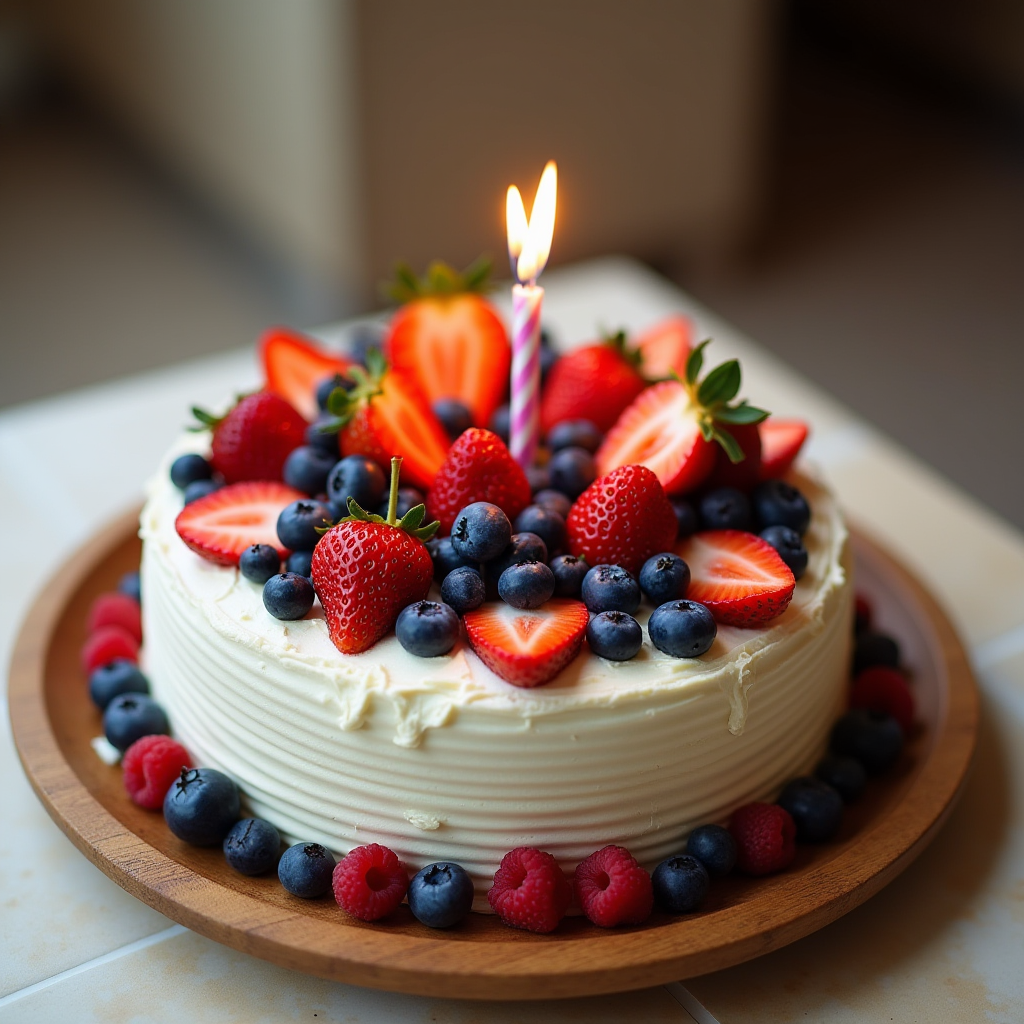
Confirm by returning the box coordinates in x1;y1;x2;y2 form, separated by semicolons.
506;160;557;468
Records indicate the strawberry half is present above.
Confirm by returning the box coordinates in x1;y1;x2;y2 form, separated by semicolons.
759;419;810;479
633;315;692;381
677;530;796;627
463;599;589;688
384;259;510;428
260;327;354;422
175;481;305;565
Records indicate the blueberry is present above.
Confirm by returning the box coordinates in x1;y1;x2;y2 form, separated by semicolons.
581;564;640;614
286;550;313;578
777;777;844;842
815;754;868;803
278;841;337;898
546;419;603;454
648;600;717;658
433;398;474;440
752;479;811;535
440;566;485;614
283;445;336;496
316;372;351;411
853;631;901;674
699;487;752;531
170;453;213;490
670;498;699;539
451;502;512;562
239;543;281;584
548;446;596;500
347;322;386;365
639;552;690;605
408;862;475;928
376;486;424;520
326;455;386;516
550;553;589;597
429;536;479;583
652;854;710;914
525;464;550;493
586;610;642;660
263;573;315;620
498;561;555;609
396;601;461;657
489;403;510;443
540;325;556;349
118;570;142;604
163;767;241;846
89;659;149;711
223;818;281;875
539;345;559;386
532;489;572;519
103;693;169;752
830;709;904;775
306;414;341;456
760;524;808;580
514;505;566;556
277;500;332;551
183;479;220;505
485;532;548;600
685;824;737;878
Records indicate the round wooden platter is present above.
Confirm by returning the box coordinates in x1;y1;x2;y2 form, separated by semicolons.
9;508;978;1001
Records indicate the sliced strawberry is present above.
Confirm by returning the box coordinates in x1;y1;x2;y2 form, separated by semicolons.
463;599;590;688
174;481;304;566
632;315;692;381
759;419;809;479
677;530;795;627
701;422;762;493
260;327;354;422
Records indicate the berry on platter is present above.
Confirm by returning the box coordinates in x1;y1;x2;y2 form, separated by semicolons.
81;625;139;674
547;446;597;500
326;454;386;517
777;777;844;843
239;543;282;584
566;463;677;575
89;659;149;711
686;823;737;878
677;530;796;627
278;842;337;898
163;767;241;846
396;600;461;657
440;566;485;615
854;593;873;635
729;802;797;876
463;599;589;688
259;326;354;422
103;693;169;752
333;843;409;921
498;561;556;609
638;552;691;606
87;592;143;644
699;487;753;532
574;845;653;927
550;553;589;597
850;666;915;734
118;570;142;605
759;418;809;479
276;499;332;552
282;445;336;496
122;735;191;810
752;479;811;535
175;481;305;566
581;564;641;615
830;709;904;775
760;524;809;580
853;631;901;674
631;314;692;381
169;452;213;491
514;505;567;557
408;862;476;929
586;610;643;661
426;427;531;535
647;599;717;658
651;854;710;914
488;846;572;933
450;501;513;563
815;754;867;803
262;572;316;620
223;818;282;876
183;479;221;505
546;419;603;454
432;397;474;441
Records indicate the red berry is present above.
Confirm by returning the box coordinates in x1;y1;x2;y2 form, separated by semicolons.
87;592;143;644
854;594;873;634
122;735;191;810
332;844;409;921
260;326;354;422
758;418;809;480
81;625;139;674
850;666;915;734
487;846;572;933
573;845;653;927
730;802;797;876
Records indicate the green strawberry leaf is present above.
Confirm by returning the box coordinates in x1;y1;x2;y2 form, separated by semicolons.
383;257;493;303
399;503;425;531
714;401;770;425
697;359;741;407
711;425;745;464
685;339;711;386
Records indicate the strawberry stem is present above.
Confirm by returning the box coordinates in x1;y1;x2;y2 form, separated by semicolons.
386;457;402;526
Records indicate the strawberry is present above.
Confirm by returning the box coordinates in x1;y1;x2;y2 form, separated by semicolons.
192;392;307;484
260;326;354;422
596;340;769;495
566;464;677;575
384;259;511;428
175;480;304;565
311;458;439;654
701;423;763;493
463;599;589;688
540;332;646;434
632;315;692;381
759;418;810;479
322;349;450;491
677;530;796;627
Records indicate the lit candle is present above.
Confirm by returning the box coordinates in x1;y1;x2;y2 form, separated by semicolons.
506;160;557;468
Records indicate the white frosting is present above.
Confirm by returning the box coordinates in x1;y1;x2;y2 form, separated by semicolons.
141;438;852;904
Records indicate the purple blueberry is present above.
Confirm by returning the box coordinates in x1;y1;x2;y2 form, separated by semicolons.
276;500;332;551
283;445;337;496
761;524;808;579
532;489;572;519
498;561;555;609
830;709;904;775
170;453;213;490
278;841;336;898
546;419;603;454
408;862;475;928
639;552;690;605
652;854;709;914
685;824;736;878
451;502;513;563
514;505;567;556
670;497;699;539
396;601;460;657
223;818;281;875
648;600;717;658
489;404;510;443
550;553;589;597
777;777;844;842
163;767;241;846
440;566;485;614
239;543;281;585
263;573;315;620
752;479;811;535
103;693;169;752
699;487;752;531
183;479;221;505
433;398;474;440
581;564;640;615
326;455;386;516
815;754;867;803
586;610;642;660
548;446;596;500
89;659;149;711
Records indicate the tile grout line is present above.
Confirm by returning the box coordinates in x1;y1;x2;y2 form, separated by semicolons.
664;982;722;1024
0;925;186;1008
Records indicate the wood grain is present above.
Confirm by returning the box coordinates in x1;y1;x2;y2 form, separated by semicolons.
7;508;978;1000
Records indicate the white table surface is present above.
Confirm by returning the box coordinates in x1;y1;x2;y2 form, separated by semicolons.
2;257;1023;1023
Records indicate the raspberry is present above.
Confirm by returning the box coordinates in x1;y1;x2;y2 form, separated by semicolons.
87;592;143;644
122;735;191;810
487;846;572;933
730;802;796;876
81;625;139;674
332;844;408;921
850;666;915;734
573;845;653;927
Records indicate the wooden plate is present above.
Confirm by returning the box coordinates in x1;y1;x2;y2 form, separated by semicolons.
8;509;978;1000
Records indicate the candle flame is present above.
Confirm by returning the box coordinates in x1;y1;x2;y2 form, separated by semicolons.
507;160;557;285
506;185;528;279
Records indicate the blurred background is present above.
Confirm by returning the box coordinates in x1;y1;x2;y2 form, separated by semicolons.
1;0;1022;528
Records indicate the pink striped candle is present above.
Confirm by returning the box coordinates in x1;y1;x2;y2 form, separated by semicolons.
509;282;543;467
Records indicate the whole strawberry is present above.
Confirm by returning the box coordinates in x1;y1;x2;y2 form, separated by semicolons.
311;457;439;655
193;392;307;484
566;464;677;575
427;427;532;535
